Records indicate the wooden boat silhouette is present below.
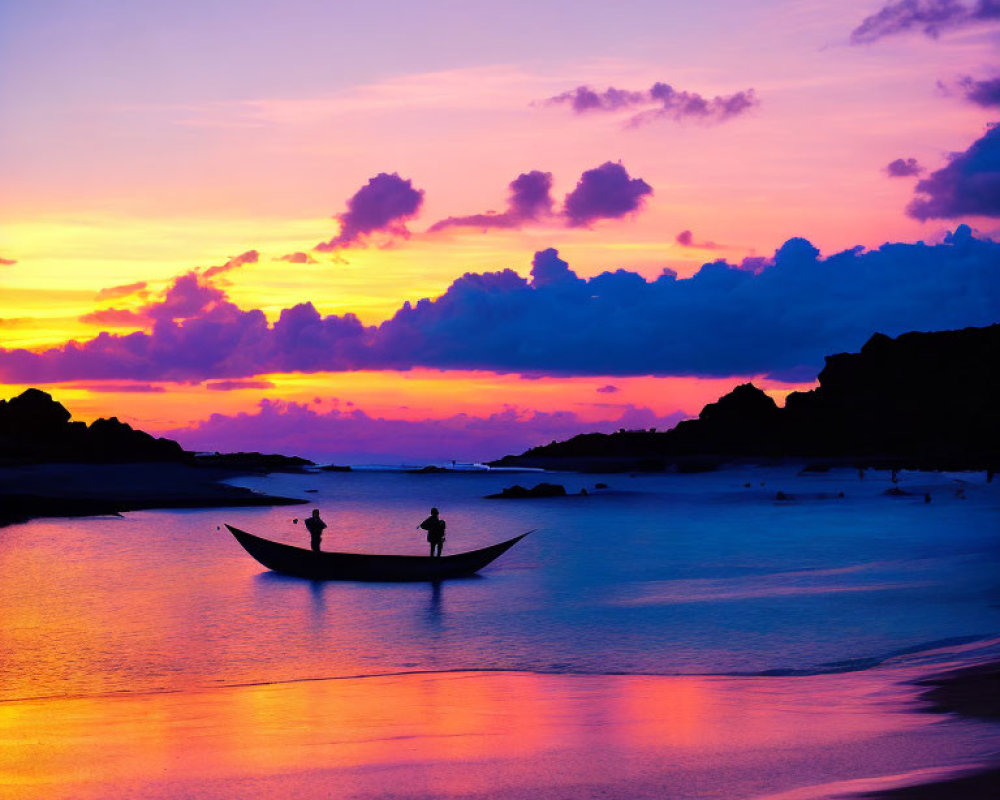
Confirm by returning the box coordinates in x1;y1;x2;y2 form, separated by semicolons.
226;524;531;582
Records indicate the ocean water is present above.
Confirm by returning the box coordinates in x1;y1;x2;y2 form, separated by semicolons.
1;466;998;702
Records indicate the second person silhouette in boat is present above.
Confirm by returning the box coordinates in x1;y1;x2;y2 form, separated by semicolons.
304;509;327;552
419;507;446;557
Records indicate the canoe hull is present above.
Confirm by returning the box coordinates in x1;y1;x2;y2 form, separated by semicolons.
225;524;530;582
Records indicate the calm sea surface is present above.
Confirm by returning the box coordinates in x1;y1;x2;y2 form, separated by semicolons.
1;466;998;701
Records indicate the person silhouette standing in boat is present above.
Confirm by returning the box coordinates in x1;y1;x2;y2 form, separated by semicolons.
304;509;327;552
419;507;446;557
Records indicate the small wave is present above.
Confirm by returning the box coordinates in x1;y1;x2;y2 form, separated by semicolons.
726;634;999;677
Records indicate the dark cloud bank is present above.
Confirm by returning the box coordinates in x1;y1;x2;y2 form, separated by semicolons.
2;227;998;384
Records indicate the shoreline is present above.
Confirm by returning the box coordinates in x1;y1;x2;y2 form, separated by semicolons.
0;461;306;528
489;453;999;475
0;656;997;799
853;662;1000;800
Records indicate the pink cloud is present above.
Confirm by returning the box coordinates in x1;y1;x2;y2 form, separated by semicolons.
202;249;259;280
75;382;166;393
79;308;149;327
95;281;148;301
676;230;724;250
162;400;687;463
276;252;318;264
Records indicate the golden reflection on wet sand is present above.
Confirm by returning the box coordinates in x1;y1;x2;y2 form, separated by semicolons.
0;668;990;800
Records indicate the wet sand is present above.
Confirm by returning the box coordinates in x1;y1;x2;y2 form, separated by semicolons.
853;663;1000;799
0;462;304;527
1;664;997;800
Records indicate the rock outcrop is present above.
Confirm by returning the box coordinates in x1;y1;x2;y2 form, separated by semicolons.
492;324;1000;471
0;389;187;463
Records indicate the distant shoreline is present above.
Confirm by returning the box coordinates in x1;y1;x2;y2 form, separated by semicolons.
488;453;999;476
0;461;306;529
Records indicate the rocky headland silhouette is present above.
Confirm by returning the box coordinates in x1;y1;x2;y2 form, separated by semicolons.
491;324;1000;473
0;389;307;526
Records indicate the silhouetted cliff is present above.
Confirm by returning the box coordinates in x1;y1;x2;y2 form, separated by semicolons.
492;324;1000;471
0;389;187;463
782;326;999;464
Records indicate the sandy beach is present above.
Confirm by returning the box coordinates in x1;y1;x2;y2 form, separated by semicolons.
1;656;998;800
852;662;1000;800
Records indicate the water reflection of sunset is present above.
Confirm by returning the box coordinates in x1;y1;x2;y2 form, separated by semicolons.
0;669;954;800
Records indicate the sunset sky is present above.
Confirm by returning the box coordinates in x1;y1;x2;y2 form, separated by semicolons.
1;0;998;461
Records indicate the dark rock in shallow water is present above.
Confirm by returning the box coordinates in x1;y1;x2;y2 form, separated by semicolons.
319;464;352;472
486;482;568;499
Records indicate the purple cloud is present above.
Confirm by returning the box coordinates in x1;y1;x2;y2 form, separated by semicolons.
886;157;924;177
676;230;724;249
202;250;258;280
205;379;276;391
563;162;653;227
530;248;583;289
959;75;1000;107
95;281;148;301
429;170;554;232
316;173;425;251
850;0;1000;44
596;385;620;394
907;125;1000;219
83;271;231;328
545;85;647;113
276;252;318;264
148;272;227;322
544;82;758;127
163;400;686;463
5;230;999;383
